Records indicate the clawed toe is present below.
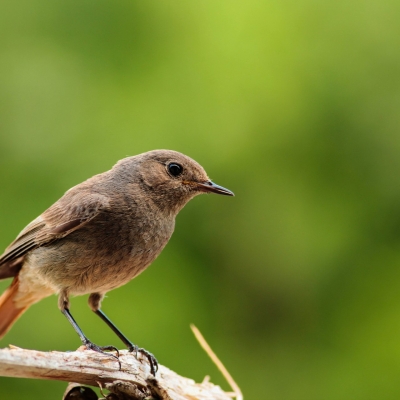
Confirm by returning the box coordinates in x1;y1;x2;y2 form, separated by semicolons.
128;345;158;375
142;348;158;376
128;343;139;358
84;340;121;369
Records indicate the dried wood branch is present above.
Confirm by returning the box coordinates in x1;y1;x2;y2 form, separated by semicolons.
0;346;235;400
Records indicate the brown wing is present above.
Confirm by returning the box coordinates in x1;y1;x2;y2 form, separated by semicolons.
0;192;110;278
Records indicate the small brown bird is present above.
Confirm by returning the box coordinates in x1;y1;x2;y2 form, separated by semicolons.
0;150;233;374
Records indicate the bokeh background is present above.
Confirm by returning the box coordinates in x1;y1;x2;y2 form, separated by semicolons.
1;1;400;399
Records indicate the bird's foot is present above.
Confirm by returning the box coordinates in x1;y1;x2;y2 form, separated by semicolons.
83;340;121;369
128;344;158;375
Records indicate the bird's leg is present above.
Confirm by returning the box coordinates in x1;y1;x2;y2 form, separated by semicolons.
61;308;120;358
94;308;158;375
89;293;158;375
58;291;120;366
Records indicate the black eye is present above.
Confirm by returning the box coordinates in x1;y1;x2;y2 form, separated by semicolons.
168;163;183;177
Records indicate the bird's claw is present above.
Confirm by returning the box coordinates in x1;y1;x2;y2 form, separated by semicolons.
84;340;121;369
128;343;139;358
128;345;158;375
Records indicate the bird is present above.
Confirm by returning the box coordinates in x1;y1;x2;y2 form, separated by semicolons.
0;150;234;374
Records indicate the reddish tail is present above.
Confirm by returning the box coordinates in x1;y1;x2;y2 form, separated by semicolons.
0;277;29;339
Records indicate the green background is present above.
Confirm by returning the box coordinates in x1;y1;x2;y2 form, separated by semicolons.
1;1;400;399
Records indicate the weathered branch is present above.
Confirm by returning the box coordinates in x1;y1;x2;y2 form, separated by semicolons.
0;346;235;399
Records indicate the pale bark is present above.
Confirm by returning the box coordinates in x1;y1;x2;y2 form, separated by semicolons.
0;346;235;400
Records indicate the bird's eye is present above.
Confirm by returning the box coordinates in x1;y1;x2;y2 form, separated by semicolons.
168;163;183;177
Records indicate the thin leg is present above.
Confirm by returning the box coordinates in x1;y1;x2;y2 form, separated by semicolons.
61;308;120;366
95;309;136;351
94;308;158;375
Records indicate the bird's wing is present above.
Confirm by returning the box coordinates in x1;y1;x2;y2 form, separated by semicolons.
0;192;110;276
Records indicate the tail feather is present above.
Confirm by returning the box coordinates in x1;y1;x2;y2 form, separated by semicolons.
0;277;28;339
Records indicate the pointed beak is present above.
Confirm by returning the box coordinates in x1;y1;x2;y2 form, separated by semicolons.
196;180;235;196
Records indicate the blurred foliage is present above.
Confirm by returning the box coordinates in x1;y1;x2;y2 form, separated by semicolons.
0;0;400;399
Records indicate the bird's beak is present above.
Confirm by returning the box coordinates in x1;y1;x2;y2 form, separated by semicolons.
195;180;234;196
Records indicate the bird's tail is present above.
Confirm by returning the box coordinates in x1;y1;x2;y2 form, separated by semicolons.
0;277;29;339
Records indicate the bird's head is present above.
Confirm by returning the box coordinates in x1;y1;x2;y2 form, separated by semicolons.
116;150;234;215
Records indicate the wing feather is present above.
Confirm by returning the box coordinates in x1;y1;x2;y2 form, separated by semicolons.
0;192;110;278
